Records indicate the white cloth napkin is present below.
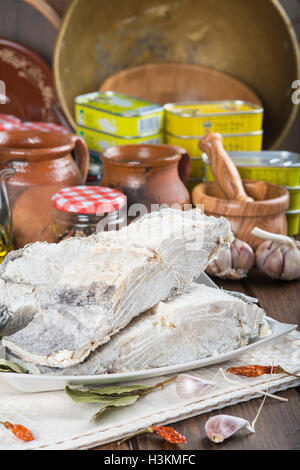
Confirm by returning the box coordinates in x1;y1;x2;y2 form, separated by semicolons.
0;330;299;450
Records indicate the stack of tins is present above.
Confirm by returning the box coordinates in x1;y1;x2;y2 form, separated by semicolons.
164;101;264;190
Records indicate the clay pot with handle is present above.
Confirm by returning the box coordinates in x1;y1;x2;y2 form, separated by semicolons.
100;144;191;211
0;130;89;248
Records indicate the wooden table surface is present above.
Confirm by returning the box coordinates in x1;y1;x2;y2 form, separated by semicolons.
94;269;300;451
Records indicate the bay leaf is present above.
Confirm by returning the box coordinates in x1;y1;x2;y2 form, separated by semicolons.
0;359;27;374
87;384;150;396
65;386;122;403
66;375;178;423
90;395;139;422
88;375;178;398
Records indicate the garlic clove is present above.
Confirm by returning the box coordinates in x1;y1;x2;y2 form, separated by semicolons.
175;374;215;399
216;248;232;272
263;248;284;279
255;240;273;271
205;414;250;443
206;260;221;277
233;240;255;271
281;245;300;280
230;240;240;269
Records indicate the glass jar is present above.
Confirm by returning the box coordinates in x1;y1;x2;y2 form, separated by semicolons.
51;186;127;242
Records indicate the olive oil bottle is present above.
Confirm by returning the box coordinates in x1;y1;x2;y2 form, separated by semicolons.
0;168;15;263
0;223;13;262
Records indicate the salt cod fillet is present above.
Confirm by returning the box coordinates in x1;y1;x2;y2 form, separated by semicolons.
7;283;271;376
1;209;233;368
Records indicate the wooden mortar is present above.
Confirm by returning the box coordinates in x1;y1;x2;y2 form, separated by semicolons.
192;180;289;249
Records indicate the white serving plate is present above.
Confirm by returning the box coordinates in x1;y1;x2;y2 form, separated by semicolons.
0;274;297;393
0;317;297;393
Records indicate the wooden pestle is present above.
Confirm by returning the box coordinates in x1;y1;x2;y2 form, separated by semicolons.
199;132;254;202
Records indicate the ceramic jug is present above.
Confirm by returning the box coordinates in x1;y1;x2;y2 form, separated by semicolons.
100;144;192;210
0;130;89;248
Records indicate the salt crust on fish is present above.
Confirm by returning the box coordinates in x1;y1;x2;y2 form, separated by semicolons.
1;209;233;368
7;283;271;376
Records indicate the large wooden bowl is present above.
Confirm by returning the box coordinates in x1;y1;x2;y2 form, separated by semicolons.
99;63;262;108
54;0;300;147
192;180;290;249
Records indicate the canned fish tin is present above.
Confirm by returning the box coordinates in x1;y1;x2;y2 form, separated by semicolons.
76;125;164;153
165;101;263;136
285;186;300;211
203;151;300;187
75;91;164;137
166;131;263;157
286;209;300;236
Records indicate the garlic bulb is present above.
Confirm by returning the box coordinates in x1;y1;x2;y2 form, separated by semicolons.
205;415;251;443
252;227;300;280
206;238;255;280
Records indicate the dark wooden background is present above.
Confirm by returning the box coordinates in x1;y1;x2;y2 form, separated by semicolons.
47;0;300;153
0;0;299;151
48;0;69;16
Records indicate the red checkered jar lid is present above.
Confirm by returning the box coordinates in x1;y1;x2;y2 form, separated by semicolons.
0;114;21;130
0;118;70;133
52;186;126;215
0;114;21;124
19;122;69;134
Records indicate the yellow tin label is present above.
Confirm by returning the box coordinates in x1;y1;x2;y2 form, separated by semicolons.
166;131;263;158
287;187;300;212
205;164;300;188
165;101;263;136
76;125;164;153
286;210;300;236
75;92;164;137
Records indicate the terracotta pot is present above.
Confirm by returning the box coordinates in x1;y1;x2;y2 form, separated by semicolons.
0;130;89;248
100;144;191;211
192;180;290;249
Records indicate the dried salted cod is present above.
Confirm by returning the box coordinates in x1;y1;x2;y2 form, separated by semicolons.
1;209;233;368
7;283;270;376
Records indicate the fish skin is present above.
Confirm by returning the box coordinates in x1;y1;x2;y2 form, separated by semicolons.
5;283;270;376
1;209;233;368
0;280;36;335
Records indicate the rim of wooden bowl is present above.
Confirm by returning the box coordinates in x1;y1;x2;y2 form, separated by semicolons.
192;180;290;216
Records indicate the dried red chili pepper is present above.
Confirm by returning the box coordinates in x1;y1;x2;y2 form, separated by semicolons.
227;365;277;377
151;426;187;444
118;425;187;445
0;421;34;442
227;364;300;379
